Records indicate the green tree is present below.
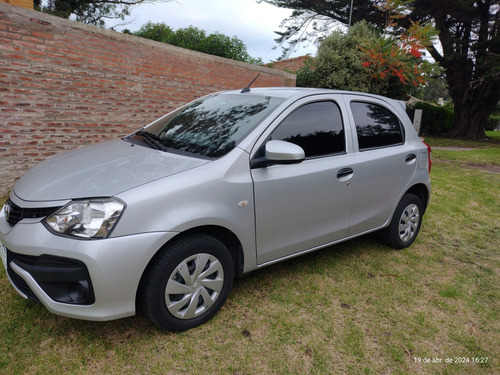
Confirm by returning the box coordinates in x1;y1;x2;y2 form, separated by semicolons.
263;0;500;140
35;0;171;27
129;22;174;42
297;22;375;91
134;23;263;65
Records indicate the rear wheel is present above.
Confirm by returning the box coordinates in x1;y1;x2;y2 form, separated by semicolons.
380;194;423;249
140;234;234;331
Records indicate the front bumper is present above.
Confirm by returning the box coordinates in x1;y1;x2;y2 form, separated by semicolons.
0;215;177;321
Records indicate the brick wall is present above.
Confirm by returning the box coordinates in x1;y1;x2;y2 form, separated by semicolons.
0;3;295;197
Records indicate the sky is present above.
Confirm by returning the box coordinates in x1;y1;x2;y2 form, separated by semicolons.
109;0;318;63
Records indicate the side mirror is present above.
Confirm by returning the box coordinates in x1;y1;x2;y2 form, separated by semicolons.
251;140;305;169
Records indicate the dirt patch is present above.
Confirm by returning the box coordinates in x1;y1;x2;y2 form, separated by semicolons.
466;163;500;174
436;159;500;174
431;147;477;151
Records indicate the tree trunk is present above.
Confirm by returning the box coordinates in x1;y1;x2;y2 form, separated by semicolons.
444;61;500;140
418;0;500;141
450;101;497;140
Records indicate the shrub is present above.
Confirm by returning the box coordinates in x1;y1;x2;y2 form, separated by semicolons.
486;115;500;131
295;57;318;87
408;102;454;136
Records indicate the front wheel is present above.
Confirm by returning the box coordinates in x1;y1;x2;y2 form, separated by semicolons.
380;193;423;249
140;234;234;331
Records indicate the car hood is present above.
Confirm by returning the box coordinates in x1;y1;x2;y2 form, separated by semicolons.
14;139;209;201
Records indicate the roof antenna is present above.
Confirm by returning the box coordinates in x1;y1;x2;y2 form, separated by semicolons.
241;73;260;93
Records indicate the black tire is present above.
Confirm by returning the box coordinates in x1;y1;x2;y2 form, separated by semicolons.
140;234;234;331
380;193;423;249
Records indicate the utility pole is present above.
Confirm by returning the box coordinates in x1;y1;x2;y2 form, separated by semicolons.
348;0;354;33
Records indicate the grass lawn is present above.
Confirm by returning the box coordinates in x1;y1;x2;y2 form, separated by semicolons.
1;133;499;374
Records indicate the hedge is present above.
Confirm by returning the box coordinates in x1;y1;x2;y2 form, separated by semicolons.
486;115;500;131
407;102;454;136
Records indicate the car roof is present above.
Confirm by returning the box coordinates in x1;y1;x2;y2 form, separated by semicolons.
221;87;398;103
242;87;408;112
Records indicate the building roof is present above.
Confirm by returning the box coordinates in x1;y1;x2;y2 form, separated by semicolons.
266;55;311;73
0;0;33;9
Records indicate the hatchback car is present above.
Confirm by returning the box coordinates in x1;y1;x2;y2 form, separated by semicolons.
0;87;431;331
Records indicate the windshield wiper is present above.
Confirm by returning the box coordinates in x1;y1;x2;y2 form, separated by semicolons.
134;130;166;151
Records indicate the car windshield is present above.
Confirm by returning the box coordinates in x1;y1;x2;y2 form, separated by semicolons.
136;93;285;158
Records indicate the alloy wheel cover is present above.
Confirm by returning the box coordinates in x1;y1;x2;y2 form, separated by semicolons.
398;204;420;243
165;253;224;319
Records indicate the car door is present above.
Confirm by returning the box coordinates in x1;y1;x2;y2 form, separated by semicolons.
342;95;419;236
251;97;356;264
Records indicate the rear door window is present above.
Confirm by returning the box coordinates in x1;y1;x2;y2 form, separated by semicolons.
350;102;404;151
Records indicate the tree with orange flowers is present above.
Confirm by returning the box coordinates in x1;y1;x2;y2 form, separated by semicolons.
359;1;436;88
296;20;435;100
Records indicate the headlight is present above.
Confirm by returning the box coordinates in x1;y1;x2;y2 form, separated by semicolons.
44;199;125;239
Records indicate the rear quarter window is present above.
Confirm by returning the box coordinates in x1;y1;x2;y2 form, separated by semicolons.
350;101;404;151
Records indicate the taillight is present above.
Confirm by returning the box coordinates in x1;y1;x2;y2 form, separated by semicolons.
423;141;432;172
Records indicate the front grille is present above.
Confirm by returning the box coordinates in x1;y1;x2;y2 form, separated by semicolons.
5;198;61;227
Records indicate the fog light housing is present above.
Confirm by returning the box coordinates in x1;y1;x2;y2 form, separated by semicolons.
68;282;87;304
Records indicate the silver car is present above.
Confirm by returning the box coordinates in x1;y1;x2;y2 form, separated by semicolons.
0;88;431;331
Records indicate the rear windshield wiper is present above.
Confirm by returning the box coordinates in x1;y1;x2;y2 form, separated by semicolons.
134;130;166;151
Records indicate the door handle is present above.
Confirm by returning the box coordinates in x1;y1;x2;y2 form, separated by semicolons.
405;153;417;162
337;168;353;179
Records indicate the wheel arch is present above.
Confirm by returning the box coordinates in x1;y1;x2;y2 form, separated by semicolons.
182;225;245;276
404;183;430;212
136;225;245;311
